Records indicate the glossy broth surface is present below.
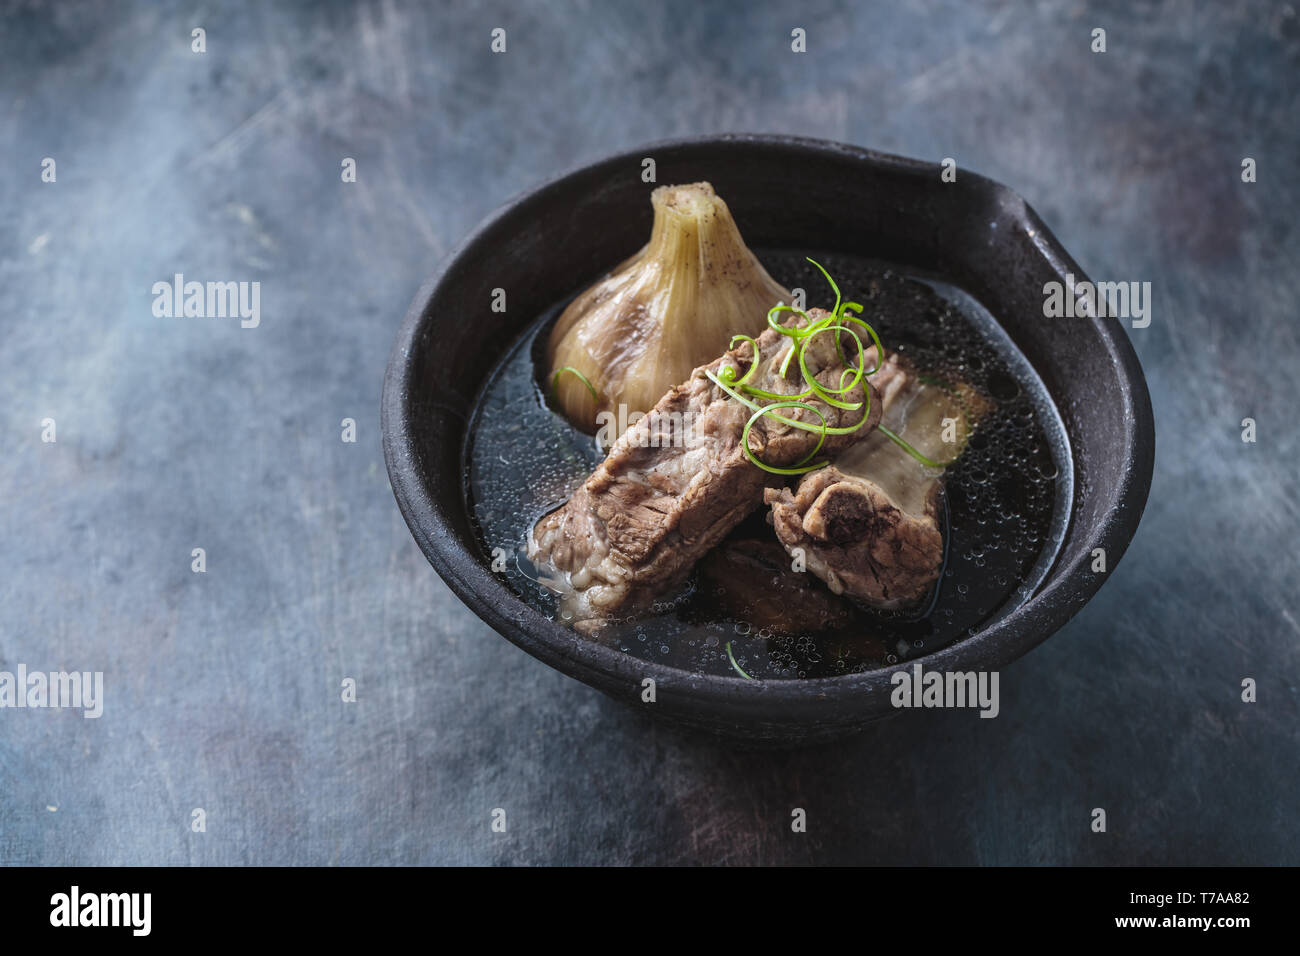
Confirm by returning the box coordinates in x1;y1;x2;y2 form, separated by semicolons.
464;253;1072;679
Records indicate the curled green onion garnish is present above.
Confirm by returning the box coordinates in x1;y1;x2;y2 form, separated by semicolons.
777;314;833;377
726;641;754;680
705;368;763;413
820;391;875;434
741;382;816;402
551;365;599;403
833;313;885;375
767;304;811;339
767;309;808;377
705;369;821;433
798;324;867;409
778;339;799;378
741;401;828;475
806;258;841;316
718;334;761;388
879;425;949;468
707;264;889;473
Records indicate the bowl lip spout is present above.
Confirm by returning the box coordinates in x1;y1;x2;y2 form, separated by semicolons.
381;133;1155;718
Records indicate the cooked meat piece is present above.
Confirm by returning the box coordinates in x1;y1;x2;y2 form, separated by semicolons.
697;536;855;634
765;355;962;609
766;464;944;609
529;309;882;623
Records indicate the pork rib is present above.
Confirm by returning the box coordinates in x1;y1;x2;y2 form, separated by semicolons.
529;310;882;623
765;354;956;609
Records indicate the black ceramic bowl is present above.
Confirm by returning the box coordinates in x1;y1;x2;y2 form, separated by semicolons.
382;134;1154;743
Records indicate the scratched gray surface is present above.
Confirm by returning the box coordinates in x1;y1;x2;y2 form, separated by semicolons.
1;0;1297;866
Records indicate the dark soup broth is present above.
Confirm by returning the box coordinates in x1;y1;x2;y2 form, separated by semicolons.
464;253;1072;680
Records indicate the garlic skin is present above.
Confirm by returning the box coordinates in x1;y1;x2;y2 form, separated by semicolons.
547;182;791;433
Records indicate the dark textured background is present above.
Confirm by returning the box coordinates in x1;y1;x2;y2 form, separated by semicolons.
1;0;1296;865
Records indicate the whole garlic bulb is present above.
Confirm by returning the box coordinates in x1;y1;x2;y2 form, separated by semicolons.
547;182;791;433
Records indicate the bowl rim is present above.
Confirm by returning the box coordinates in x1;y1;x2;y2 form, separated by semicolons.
381;133;1155;712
